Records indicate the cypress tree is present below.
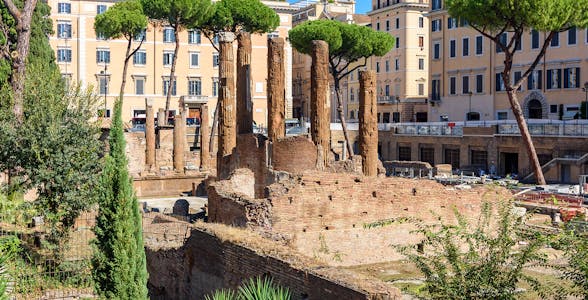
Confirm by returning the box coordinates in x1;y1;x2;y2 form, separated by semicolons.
92;99;148;299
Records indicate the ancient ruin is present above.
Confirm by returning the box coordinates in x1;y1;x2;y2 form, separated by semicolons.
358;70;378;177
310;40;331;167
267;37;286;142
217;32;237;180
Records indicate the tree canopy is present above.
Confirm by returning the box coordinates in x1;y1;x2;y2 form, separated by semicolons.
94;0;147;41
140;0;213;30
200;0;279;35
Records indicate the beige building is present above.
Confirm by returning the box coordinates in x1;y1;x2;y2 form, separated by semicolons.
427;0;588;122
369;0;430;123
48;0;294;126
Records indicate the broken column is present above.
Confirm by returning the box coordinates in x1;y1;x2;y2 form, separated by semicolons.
237;32;253;134
267;37;285;142
359;70;378;177
217;32;237;179
145;98;156;170
173;114;185;173
310;40;331;167
200;104;210;170
157;108;165;127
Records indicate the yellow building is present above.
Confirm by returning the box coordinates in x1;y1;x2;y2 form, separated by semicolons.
48;0;294;126
369;0;430;123
427;0;588;122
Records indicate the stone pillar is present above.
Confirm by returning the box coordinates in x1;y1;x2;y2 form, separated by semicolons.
200;104;210;170
145;98;156;170
157;108;165;127
173;114;185;173
237;32;253;134
267;37;285;142
217;32;236;179
359;70;378;177
310;40;331;167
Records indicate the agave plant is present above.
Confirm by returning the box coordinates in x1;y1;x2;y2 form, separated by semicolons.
204;289;237;300
205;277;291;300
0;250;13;300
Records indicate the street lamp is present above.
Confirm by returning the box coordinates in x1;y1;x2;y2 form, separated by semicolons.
583;82;588;120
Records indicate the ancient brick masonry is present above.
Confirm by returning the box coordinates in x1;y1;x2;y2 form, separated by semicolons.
145;98;155;170
310;40;330;167
218;32;237;179
267;37;286;142
200;104;210;170
237;32;253;135
359;70;378;177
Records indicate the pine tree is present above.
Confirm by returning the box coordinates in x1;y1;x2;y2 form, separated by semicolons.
92;99;148;299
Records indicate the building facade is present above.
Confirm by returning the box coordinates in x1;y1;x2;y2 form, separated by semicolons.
427;0;588;122
48;0;294;126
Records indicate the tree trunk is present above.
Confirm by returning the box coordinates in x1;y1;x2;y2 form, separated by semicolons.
236;32;253;134
4;0;38;123
334;80;354;159
119;40;132;102
164;25;181;125
506;89;546;184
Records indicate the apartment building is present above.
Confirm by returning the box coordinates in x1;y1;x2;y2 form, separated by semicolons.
368;0;430;123
428;0;588;122
48;0;295;126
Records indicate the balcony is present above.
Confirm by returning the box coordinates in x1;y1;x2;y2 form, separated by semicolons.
377;96;398;104
181;95;209;104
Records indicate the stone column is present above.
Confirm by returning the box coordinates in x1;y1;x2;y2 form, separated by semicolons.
359;70;378;177
145;98;156;170
157;108;165;127
310;40;331;167
200;104;210;170
217;32;237;179
237;32;253;134
173;114;185;173
267;37;285;142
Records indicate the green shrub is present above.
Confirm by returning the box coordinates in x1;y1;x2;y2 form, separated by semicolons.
205;277;291;300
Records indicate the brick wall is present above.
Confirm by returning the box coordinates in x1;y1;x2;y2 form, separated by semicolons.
144;217;401;300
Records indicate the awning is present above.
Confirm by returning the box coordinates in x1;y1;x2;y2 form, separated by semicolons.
562;111;579;120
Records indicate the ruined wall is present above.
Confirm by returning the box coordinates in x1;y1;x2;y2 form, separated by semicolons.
272;136;318;173
144;217;401;300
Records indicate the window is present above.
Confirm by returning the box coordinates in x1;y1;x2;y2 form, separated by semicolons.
496;32;507;53
135;77;145;95
189;52;199;68
392;112;400;123
350;88;355;102
398;146;411;161
96;49;110;63
462;37;469;56
462;76;469;94
444;149;460;169
57;48;72;62
550;105;558;114
395;18;399;29
418;58;424;70
133;50;146;65
98;76;108;95
212;78;219;97
547;69;561;89
213;53;219;67
134;29;146;42
495;73;505;91
96;31;106;40
395;58;399;71
97;4;107;14
470;150;488;169
163;77;176;96
475;36;483;55
449;39;456;58
515;36;522;51
449;76;456;95
188;30;201;44
432;19;442;32
188;78;202;96
383;112;390;123
57;22;72;39
551;32;559;47
568;27;577;45
418;36;424;48
527;70;542;90
376;62;380;73
475;74;483;93
514;71;522;91
163;52;174;66
433;42;440;59
497;111;508;120
396;37;400;48
163;28;175;43
418;83;424;96
431;79;441;100
563;67;580;88
385;84;390;96
385;60;390;72
432;0;443;10
349;111;355;120
420;147;435;166
531;29;539;49
58;2;71;13
418;17;424;28
448;17;456;29
376;22;380;31
386;20;390;31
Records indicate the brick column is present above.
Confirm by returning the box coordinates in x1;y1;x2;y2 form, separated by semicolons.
267;37;285;142
217;32;236;179
173;114;185;173
157;108;165;127
145;98;156;170
310;40;331;167
359;71;378;177
200;104;210;170
237;32;253;134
